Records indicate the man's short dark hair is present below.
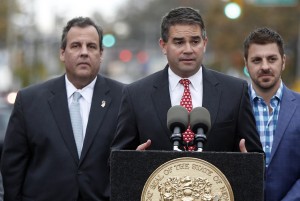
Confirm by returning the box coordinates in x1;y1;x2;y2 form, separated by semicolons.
243;27;284;60
60;17;103;51
160;7;207;42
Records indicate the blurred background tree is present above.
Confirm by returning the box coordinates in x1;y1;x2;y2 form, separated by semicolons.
110;0;300;87
1;0;300;91
0;0;19;48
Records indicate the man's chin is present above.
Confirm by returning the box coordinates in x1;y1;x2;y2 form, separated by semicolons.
259;82;276;90
76;72;94;80
77;69;92;76
180;67;199;76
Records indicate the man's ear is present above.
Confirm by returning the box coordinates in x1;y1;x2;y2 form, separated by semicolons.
159;38;167;55
282;54;286;71
203;37;208;53
243;57;247;67
59;49;65;62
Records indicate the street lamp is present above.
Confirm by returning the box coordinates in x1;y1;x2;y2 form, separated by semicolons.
224;2;242;19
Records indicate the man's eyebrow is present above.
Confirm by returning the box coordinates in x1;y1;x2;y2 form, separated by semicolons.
87;41;98;45
70;41;81;45
172;36;201;40
251;54;278;58
267;54;279;57
172;37;184;41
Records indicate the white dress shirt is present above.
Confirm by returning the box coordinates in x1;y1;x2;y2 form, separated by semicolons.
168;67;203;108
65;75;96;139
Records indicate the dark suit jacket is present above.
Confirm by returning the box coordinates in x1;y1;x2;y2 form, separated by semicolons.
1;74;124;201
265;85;300;201
111;66;262;152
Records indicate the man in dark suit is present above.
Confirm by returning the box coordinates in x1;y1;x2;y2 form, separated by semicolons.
1;17;124;201
111;7;262;153
244;27;300;201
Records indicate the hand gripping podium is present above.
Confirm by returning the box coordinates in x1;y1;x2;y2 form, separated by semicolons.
110;150;264;201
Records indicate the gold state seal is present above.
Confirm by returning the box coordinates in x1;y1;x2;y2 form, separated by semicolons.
141;157;234;201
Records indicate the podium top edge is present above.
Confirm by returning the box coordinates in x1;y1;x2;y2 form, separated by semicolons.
111;149;264;156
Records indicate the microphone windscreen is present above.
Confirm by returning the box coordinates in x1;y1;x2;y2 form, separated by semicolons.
167;105;189;132
190;107;211;133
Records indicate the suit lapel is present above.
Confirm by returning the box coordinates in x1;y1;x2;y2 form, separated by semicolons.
151;67;172;137
151;66;221;138
79;75;111;163
202;67;221;127
48;75;79;164
269;86;296;164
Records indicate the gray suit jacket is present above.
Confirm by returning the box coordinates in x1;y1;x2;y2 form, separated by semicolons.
1;74;124;201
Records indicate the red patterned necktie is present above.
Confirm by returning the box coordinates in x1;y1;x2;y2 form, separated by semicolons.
179;79;195;151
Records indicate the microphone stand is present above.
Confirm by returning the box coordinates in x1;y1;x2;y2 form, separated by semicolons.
194;128;207;152
170;127;183;151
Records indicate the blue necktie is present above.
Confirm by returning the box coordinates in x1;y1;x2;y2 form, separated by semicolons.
69;92;83;157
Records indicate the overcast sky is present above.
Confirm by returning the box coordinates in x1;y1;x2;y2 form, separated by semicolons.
19;0;128;33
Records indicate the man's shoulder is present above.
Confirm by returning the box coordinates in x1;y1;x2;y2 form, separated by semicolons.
99;74;125;90
204;67;247;85
20;75;64;94
283;85;300;101
127;70;165;88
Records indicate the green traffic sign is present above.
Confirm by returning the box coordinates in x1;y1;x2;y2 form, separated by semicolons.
254;0;298;6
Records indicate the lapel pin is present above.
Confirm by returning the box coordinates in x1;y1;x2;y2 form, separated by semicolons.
101;100;106;108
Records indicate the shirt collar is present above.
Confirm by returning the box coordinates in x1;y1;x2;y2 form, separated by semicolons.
168;66;203;91
65;75;97;104
249;80;283;102
274;81;283;101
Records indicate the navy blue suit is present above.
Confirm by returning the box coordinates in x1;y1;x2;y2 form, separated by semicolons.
264;85;300;201
111;66;262;152
1;75;124;201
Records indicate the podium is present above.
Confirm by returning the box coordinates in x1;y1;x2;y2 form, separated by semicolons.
110;150;264;201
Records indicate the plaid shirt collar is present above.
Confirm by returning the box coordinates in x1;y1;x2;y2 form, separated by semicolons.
249;81;283;103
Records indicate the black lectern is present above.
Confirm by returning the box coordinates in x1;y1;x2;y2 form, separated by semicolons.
110;150;264;201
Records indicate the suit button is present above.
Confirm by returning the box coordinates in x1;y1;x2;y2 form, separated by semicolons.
78;171;83;175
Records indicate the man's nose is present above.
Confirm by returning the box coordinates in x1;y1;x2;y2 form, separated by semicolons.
183;43;193;53
80;46;88;55
261;59;270;70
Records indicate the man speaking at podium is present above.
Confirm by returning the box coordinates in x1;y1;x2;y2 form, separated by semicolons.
111;7;262;153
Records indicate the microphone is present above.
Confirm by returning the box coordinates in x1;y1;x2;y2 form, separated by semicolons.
167;105;189;151
190;107;211;152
